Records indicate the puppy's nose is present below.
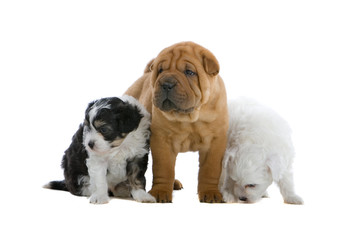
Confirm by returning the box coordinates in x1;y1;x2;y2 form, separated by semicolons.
239;197;248;202
88;141;95;149
161;82;176;91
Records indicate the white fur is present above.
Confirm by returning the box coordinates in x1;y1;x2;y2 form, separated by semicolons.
83;95;155;204
220;97;303;204
131;189;156;203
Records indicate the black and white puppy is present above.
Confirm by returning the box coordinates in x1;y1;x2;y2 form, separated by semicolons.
45;95;156;204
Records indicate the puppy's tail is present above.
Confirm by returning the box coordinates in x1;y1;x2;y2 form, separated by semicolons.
43;180;68;191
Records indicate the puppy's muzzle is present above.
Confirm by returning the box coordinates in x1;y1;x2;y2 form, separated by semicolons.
161;80;177;92
156;78;179;112
88;141;95;150
154;77;194;113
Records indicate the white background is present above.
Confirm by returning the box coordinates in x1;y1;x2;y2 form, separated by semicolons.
1;0;359;239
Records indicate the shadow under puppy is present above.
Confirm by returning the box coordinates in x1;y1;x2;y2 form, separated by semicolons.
45;95;156;204
219;97;303;204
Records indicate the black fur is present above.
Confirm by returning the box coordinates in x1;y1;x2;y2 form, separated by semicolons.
47;180;67;191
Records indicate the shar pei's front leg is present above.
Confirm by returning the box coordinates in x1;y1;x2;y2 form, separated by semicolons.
148;132;177;203
198;135;227;203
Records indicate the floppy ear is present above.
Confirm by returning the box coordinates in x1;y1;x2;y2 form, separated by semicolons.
202;50;220;76
266;155;283;182
198;50;220;104
85;100;97;117
222;149;235;169
144;59;155;73
115;104;143;134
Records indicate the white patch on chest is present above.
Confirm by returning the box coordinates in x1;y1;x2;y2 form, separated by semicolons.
106;155;128;188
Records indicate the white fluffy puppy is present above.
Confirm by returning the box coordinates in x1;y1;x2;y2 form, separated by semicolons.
220;97;303;204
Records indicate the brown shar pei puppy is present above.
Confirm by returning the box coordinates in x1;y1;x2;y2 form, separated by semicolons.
125;42;228;203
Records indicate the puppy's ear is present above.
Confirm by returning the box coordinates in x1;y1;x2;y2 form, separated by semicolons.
85;100;97;118
144;59;155;73
198;50;220;105
115;104;143;134
266;155;283;182
202;50;220;76
222;150;235;169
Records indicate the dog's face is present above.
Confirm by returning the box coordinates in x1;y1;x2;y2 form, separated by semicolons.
150;42;220;121
225;151;273;203
83;97;142;154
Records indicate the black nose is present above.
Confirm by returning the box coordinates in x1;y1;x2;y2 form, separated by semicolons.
88;141;95;149
239;197;248;201
161;82;176;91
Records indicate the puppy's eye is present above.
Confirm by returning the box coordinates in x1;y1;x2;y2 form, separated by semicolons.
99;126;109;134
245;184;257;188
158;68;163;74
184;69;196;76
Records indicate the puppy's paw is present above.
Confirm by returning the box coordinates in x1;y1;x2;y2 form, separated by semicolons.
222;191;237;203
89;194;110;204
131;189;156;203
262;191;270;198
141;193;157;203
199;190;224;203
149;189;172;203
284;195;304;205
173;179;183;190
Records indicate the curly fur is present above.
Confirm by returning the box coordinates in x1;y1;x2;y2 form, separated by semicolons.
44;95;155;204
219;97;303;204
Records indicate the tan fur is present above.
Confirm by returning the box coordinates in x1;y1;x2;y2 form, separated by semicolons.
125;42;228;203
